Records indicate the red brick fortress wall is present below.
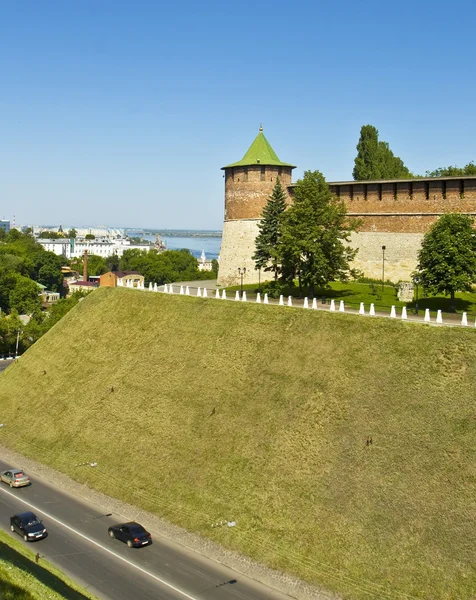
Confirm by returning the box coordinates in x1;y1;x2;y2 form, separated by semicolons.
321;176;476;233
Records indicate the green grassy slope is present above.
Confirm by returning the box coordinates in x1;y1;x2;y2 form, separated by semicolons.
0;530;97;599
1;288;475;600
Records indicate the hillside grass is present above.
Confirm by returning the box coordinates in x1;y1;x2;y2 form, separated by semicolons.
1;287;475;600
0;530;96;599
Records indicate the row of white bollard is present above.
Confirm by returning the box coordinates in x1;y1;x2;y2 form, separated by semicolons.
147;284;474;327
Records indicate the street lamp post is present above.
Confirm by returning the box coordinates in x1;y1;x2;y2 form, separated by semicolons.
414;276;420;315
15;328;22;358
381;245;386;291
238;267;246;295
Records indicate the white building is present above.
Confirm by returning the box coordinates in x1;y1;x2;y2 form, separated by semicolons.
197;249;214;272
37;237;152;259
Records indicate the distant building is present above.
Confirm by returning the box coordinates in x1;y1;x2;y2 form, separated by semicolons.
0;220;10;233
100;271;145;288
37;237;152;259
68;280;99;294
197;249;213;272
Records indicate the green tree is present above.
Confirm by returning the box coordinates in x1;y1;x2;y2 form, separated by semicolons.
416;213;476;311
38;231;64;239
85;233;95;240
67;228;77;238
281;170;360;297
252;178;287;281
106;253;120;272
9;275;42;314
425;162;476;178
87;254;108;276
211;258;219;276
353;125;412;180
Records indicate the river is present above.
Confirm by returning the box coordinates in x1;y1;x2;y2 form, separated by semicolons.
144;234;222;260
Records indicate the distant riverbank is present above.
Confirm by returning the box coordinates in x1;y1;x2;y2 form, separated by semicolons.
143;233;222;260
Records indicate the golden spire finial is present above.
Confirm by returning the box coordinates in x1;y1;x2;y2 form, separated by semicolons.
259;123;263;132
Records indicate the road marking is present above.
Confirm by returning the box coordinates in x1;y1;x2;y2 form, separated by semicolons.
0;487;199;600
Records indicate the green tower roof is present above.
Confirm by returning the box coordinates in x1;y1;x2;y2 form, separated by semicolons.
222;127;296;169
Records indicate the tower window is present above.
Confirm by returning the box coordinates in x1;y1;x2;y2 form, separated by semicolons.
278;167;282;177
260;166;265;181
243;168;248;182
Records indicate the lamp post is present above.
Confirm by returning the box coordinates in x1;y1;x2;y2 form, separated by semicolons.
238;267;246;295
381;245;386;291
414;276;420;315
15;328;22;358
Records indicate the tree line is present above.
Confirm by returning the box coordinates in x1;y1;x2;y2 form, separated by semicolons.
353;124;475;181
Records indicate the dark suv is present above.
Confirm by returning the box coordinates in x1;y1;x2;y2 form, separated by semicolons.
10;511;47;541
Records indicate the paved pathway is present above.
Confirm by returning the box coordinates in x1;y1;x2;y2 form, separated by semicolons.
155;284;473;329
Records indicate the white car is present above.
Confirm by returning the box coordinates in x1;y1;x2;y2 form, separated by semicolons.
1;469;30;488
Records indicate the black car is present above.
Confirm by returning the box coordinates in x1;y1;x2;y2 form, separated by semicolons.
108;522;152;548
10;511;47;542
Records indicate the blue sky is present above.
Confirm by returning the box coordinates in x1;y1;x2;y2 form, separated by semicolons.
1;0;475;230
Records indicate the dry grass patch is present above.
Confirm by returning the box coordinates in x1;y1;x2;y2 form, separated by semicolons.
1;287;475;600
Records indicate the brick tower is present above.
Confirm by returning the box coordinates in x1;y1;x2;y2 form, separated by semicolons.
217;126;295;286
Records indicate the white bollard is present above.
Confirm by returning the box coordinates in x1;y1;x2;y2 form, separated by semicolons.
149;282;153;291
164;283;168;294
401;306;407;320
215;289;220;299
369;303;375;316
180;285;184;295
436;309;443;324
339;300;345;312
359;302;365;315
256;293;261;303
235;291;240;301
329;299;335;312
303;297;309;309
264;293;269;304
154;283;158;292
203;288;208;298
242;291;247;302
221;290;226;300
461;312;468;326
424;308;430;322
390;305;396;318
287;296;293;307
279;295;284;306
312;298;317;310
186;286;190;296
197;287;202;297
169;284;174;294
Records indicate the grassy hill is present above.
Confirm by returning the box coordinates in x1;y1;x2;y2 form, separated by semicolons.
1;287;475;600
0;530;96;599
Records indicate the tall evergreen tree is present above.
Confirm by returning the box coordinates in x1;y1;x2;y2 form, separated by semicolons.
353;125;412;180
416;213;476;311
252;178;287;280
281;170;360;296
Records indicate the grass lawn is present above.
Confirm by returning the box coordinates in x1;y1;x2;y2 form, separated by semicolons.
0;287;475;600
0;530;97;599
226;280;476;316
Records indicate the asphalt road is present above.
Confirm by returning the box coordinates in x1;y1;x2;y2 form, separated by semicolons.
0;359;14;373
0;458;292;600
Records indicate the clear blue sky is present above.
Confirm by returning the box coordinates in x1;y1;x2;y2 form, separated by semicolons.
1;1;475;230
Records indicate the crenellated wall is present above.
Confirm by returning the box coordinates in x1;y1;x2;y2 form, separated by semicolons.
324;176;476;233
